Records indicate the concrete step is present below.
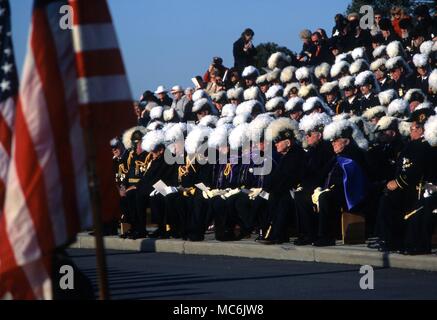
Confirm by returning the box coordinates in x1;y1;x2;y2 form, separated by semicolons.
71;233;437;272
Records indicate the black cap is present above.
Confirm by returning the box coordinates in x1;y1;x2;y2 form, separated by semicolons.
408;91;426;103
140;90;155;102
110;137;121;148
273;129;295;144
409;108;435;124
374;118;399;133
131;130;144;143
337;126;353;140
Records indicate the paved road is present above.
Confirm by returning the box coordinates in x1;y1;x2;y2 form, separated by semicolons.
68;249;437;300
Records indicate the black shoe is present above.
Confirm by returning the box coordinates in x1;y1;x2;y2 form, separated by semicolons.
128;231;148;240
149;230;161;238
367;240;382;249
313;238;336;247
293;237;313;246
376;242;399;252
258;238;284;245
120;230;133;239
403;248;431;256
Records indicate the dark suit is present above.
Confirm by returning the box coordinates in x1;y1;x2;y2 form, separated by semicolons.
233;37;257;72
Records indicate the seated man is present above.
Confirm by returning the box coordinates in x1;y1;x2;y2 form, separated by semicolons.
312;120;369;246
258;118;306;245
294;112;334;245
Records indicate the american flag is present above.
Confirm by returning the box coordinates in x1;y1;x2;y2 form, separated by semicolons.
0;0;18;212
0;0;134;299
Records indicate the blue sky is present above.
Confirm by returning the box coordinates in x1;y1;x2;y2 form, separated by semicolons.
10;0;350;99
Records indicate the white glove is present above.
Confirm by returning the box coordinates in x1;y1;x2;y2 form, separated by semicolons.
248;188;262;200
311;187;332;212
259;190;269;200
221;188;240;199
164;186;178;195
149;189;159;197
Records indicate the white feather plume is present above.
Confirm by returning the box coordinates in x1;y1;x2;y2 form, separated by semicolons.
280;66;296;83
248;114;274;142
372;45;386;59
330;61;350;78
378;89;398;106
320;81;339;94
299;112;332;133
122;126;147;149
424;115;437;147
185;125;212;155
285;97;304;112
314;63;331;79
265;85;284;100
420;41;434;56
268;52;292;70
141;130;165;152
228;123;250;150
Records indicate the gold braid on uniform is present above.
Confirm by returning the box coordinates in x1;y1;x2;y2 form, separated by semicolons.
135;153;153;175
224;163;232;177
178;156;197;181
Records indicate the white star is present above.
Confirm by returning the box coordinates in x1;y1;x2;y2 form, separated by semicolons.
4;48;11;56
2;62;13;74
0;79;10;92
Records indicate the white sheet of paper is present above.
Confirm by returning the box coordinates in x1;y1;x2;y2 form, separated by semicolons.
153;180;169;196
195;183;209;192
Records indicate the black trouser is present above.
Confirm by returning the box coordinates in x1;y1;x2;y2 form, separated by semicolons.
119;196;129;223
211;196;235;241
234;193;256;235
404;194;437;253
317;186;344;240
294;189;317;240
150;194;166;234
133;181;151;234
377;188;414;250
125;189;138;226
164;192;186;237
266;192;295;242
363;183;384;239
253;197;269;237
185;191;208;241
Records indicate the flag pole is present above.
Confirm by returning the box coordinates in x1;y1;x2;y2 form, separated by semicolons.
84;115;110;300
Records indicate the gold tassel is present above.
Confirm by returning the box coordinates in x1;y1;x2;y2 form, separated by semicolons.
224;163;232;177
404;206;424;220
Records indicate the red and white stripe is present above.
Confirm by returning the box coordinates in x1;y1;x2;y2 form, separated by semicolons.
0;0;134;299
70;0;135;224
0;96;15;209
